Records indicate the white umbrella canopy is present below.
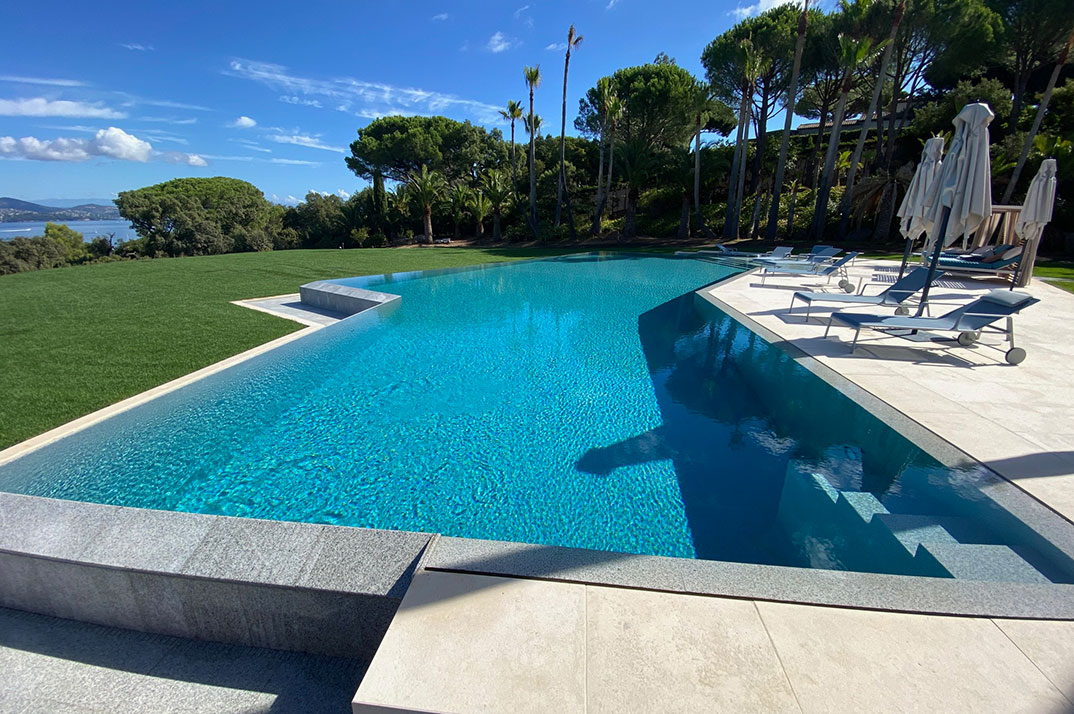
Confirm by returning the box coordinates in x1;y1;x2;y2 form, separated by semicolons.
922;102;995;253
917;102;994;313
1011;158;1058;287
898;136;945;241
1015;158;1058;244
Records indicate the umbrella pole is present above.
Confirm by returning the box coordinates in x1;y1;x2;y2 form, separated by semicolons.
898;236;915;280
915;205;952;318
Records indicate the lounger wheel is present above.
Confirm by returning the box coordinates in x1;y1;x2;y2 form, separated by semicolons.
837;279;853;293
1005;347;1027;365
957;331;980;347
895;306;910;316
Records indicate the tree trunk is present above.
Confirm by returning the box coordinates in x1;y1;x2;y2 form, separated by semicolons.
724;85;751;239
749;184;765;240
602;129;616;222
1002;32;1072;204
493;210;502;241
750;86;770;194
786;180;799;237
423;207;434;244
528;88;538;238
839;1;904;239
476;220;484;239
677;192;691;239
556;50;571;228
766;1;809;242
809;109;829;188
734;100;751;236
811;76;853;241
591;129;606;235
510;123;519;202
624;186;638;240
871;178;897;242
694;116;715;239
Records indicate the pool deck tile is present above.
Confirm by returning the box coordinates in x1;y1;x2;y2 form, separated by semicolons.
353;569;1074;713
354;570;586;714
757;600;1072;714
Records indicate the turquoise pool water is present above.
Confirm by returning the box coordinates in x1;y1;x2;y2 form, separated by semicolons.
0;253;1069;581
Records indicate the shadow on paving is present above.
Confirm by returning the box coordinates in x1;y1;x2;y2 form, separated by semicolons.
0;606;366;714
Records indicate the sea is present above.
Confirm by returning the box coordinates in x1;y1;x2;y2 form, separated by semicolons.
0;220;139;242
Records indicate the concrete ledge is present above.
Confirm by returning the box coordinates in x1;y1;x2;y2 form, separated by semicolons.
299;281;400;316
425;536;1074;619
0;492;433;659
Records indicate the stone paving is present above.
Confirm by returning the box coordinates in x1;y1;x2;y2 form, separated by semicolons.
0;607;364;714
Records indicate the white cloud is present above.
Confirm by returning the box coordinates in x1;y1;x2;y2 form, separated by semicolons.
729;0;801;18
39;124;99;133
268;133;345;153
0;98;126;119
140;116;197;125
546;42;567;51
228;138;272;153
514;4;534;27
0;75;88;87
270;158;321;166
0;127;150;162
279;95;323;108
431;12;449;20
514;4;531;17
225;59;502;123
120;43;154;51
285;195;300;204
486;32;515;53
337;189;351;198
122;96;213;112
229;115;257;128
161;151;208;166
606;0;621;8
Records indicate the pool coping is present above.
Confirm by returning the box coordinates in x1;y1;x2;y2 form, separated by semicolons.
2;255;1073;624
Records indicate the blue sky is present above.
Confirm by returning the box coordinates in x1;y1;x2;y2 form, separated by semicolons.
0;0;784;205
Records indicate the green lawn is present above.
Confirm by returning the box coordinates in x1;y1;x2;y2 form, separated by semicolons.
0;247;570;450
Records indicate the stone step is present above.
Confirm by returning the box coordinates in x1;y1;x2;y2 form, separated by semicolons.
871;513;962;556
915;543;1049;584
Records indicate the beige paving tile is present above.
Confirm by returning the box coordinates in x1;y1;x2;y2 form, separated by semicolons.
585;587;801;714
353;571;586;714
994;619;1074;702
757;601;1070;714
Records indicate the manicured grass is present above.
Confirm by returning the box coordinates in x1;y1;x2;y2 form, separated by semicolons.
0;247;571;450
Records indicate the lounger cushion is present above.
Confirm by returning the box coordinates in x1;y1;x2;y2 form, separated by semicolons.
980;289;1034;308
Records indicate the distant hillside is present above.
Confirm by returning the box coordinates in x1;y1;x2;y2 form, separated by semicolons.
0;197;120;222
32;198;115;208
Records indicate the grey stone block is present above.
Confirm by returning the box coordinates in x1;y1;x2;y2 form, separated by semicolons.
297;525;432;598
179;517;323;586
299;281;400;317
79;506;216;572
0;493;121;560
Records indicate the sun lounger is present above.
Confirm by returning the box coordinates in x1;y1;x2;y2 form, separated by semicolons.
701;244;792;259
936;244;1023;279
789;267;944;319
823;288;1039;364
759;246;842;268
758;252;860;289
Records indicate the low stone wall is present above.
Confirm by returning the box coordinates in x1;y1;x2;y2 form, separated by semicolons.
298;280;400;316
0;492;433;659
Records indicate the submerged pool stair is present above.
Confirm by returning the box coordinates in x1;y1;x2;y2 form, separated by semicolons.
778;461;1049;583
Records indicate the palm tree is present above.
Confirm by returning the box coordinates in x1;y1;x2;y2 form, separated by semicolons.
766;0;810;241
838;0;906;238
523;65;542;236
810;19;882;241
591;87;622;235
499;99;524;201
555;24;583;236
468;190;492;239
617;139;657;241
481;170;512;241
447;183;470;240
407;165;446;243
724;37;762;240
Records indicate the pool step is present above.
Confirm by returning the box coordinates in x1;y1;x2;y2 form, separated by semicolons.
915;543;1050;583
777;463;1048;583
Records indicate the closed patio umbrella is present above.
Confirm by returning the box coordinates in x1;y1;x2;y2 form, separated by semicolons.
895;136;944;279
917;102;994;314
1011;159;1058;288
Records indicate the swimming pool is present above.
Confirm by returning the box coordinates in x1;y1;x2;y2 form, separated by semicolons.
1;253;1070;583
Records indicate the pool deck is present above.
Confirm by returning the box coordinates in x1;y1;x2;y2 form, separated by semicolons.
352;259;1074;714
